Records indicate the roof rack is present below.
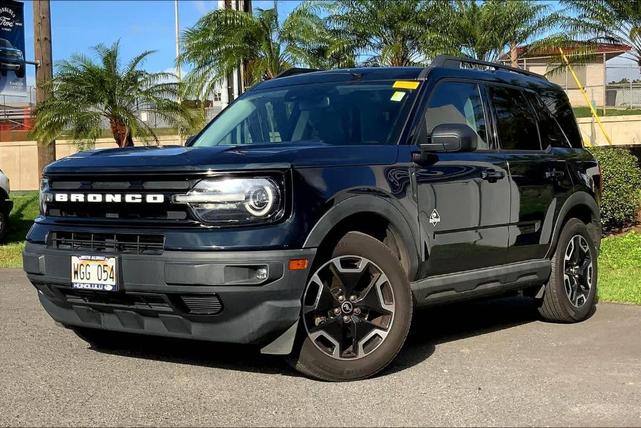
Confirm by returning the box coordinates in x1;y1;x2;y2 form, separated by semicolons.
425;55;545;80
275;67;320;79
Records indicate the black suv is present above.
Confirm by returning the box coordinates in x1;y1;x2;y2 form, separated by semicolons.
24;56;601;381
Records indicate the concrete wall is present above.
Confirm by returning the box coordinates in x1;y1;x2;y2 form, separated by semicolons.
576;115;641;147
1;135;182;191
1;119;640;191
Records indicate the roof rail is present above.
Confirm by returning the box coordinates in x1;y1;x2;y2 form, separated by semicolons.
425;55;545;80
275;67;320;79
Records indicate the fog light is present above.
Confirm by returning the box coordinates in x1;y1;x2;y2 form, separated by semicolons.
256;267;268;280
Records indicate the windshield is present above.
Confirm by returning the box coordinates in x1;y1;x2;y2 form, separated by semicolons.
192;80;419;147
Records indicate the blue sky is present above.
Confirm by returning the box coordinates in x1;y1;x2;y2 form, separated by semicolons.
22;0;301;83
20;0;639;85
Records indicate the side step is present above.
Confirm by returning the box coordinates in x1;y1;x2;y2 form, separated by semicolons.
411;260;551;306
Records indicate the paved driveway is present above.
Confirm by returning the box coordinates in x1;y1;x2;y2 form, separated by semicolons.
1;268;640;427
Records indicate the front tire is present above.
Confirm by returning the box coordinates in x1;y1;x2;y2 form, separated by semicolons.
293;232;413;381
0;210;8;242
538;218;597;323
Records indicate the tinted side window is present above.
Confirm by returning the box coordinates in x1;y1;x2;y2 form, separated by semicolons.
424;82;489;150
525;92;570;148
540;90;583;148
489;85;541;151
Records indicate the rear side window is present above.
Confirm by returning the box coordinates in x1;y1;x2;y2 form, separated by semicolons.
524;92;570;148
540;90;583;148
488;85;541;151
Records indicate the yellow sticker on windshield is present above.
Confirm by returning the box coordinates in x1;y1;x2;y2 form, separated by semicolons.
393;80;420;90
390;91;406;102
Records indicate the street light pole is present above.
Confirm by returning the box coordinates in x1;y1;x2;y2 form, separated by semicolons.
174;0;181;82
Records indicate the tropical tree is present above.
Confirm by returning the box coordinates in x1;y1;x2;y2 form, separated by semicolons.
436;0;562;64
32;42;196;148
315;0;451;66
562;0;641;71
180;5;348;100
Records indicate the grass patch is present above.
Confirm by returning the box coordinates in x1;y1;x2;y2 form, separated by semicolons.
598;231;641;305
1;192;641;305
0;191;39;268
573;107;641;118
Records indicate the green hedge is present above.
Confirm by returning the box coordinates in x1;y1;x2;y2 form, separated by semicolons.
588;147;641;231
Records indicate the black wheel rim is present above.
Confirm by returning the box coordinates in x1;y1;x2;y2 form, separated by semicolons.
302;256;395;360
563;234;593;308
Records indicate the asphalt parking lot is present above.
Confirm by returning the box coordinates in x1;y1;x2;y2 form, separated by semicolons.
1;268;640;427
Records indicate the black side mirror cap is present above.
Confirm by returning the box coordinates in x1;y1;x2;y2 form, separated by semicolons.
419;123;478;153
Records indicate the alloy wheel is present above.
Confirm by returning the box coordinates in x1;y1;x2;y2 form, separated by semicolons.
302;255;395;360
563;234;593;308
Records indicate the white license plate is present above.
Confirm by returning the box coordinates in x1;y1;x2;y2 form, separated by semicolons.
71;256;118;291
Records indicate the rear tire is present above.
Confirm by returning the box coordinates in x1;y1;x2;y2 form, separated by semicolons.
292;232;413;381
538;218;597;323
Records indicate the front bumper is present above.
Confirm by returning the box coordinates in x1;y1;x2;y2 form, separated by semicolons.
23;242;316;347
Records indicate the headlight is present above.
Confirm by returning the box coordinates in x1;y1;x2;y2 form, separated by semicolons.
39;178;52;215
173;177;284;225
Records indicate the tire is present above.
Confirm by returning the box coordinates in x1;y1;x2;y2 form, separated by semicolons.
0;210;7;243
292;231;413;381
538;218;597;323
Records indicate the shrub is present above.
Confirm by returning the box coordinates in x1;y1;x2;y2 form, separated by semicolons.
588;147;641;232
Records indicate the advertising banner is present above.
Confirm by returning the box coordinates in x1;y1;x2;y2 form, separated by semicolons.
0;0;25;96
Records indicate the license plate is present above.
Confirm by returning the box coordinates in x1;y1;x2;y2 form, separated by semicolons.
71;256;118;291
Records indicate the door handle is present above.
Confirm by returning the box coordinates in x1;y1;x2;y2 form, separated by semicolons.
480;168;505;181
545;168;565;180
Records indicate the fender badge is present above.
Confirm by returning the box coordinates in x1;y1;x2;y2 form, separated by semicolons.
429;209;441;227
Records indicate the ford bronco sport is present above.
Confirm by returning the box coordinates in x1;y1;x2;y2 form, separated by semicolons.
24;56;601;381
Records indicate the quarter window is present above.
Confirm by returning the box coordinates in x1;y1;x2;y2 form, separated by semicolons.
423;82;489;150
489;85;541;151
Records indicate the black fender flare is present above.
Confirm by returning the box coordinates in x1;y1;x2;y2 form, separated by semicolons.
302;195;420;280
545;191;601;258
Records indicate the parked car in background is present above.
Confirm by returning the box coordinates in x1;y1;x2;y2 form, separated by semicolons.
24;56;601;381
0;38;25;78
0;169;11;242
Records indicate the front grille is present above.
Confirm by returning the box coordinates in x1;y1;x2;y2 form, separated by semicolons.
179;295;223;315
49;231;164;255
45;175;198;224
58;288;172;312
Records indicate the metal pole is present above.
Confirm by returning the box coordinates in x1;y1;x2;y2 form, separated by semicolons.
174;0;181;82
34;0;56;173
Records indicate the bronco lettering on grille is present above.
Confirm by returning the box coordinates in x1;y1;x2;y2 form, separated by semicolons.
53;193;165;203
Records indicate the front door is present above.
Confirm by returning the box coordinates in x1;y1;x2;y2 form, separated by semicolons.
414;80;511;276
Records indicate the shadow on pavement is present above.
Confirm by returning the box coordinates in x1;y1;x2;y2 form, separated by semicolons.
85;295;540;379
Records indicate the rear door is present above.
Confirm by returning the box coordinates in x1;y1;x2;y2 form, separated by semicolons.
486;84;572;263
415;80;511;276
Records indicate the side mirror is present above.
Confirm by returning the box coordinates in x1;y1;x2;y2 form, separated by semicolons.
420;123;478;153
184;135;196;146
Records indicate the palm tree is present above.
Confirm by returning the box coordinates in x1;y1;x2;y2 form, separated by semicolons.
32;42;196;148
180;5;346;100
562;0;641;71
316;0;449;66
438;0;562;64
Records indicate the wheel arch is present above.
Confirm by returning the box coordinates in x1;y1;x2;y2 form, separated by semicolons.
302;195;420;281
545;191;601;258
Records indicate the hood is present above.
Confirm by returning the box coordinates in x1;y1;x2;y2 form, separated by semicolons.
44;143;399;175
